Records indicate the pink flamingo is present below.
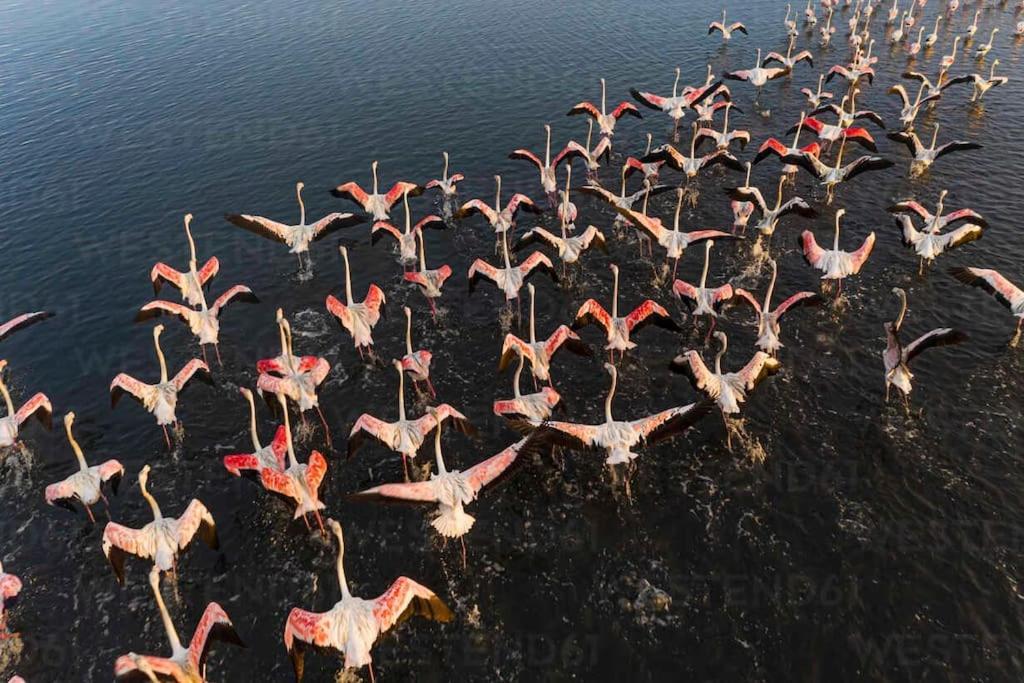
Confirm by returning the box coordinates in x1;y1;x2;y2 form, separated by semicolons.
222;388;287;477
44;412;124;523
399;306;436;398
672;241;737;338
0;360;51;449
734;259;821;355
403;229;452;319
424;151;464;200
509;125;572;199
951;267;1024;346
498;284;591;386
331;160;422;221
325;246;386;355
283;519;453;683
493;348;562;424
567;78;642;138
467;230;558;311
0;311;52;343
456;174;541;243
370;190;445;268
800;209;876;299
150;214;219;307
754;112;822;178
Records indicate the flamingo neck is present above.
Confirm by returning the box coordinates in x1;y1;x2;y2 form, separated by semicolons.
619;166;627;197
417;230;427;271
281;398;299;470
604;368;616;423
371;162;379;196
342;249;353;305
402;192;411;235
775;177;786;209
442;152;449;182
714;336;727;374
397;365;406;421
544;127;551;167
433;424;447;475
700;245;711;288
672;69;680;98
930;125;939;149
513;353;524;399
245;393;261;451
150;574;184;653
833;215;842;250
895;291;907;331
501;230;511;269
529;287;537;343
765;261;778;310
0;378;13;417
494;176;502;210
141;476;163;521
184;215;197;264
600;78;606;115
65;415;88;471
297;184;306;226
586;119;593;150
673;191;683;233
335;531;351;600
154;332;168;384
405;309;413;356
611;268;620;318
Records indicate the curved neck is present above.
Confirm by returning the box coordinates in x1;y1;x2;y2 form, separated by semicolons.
714;335;727;374
296;184;306;225
765;261;778;310
140;474;162;521
341;249;353;305
604;368;617;422
775;177;786;209
0;378;13;417
245;392;261;451
65;415;88;470
895;291;907;331
150;574;183;652
280;396;299;469
154;331;168;383
184;215;197;264
930;125;939;149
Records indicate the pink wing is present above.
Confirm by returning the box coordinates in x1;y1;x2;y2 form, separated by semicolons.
176;499;216;549
212;285;256;313
45;477;79;505
801;117;825;135
567;101;602;120
457;198;498;224
373;576;453;632
173;359;210;391
508;148;545;170
468;259;499;284
196;257;220;286
464;439;524;492
150;263;184;291
364;284;386;312
325;294;353;326
800;230;826;268
544;325;581;357
678;350;716;391
733;288;762;314
97;459;125;483
225;214;292;243
332;181;370;207
849;232;876;273
543;420;602;447
685;229;733;245
419;403;471;436
0;311;52;342
611;101;641;120
632;90;667;108
103;522;144;557
113;654;179;680
506;193;536;216
711;284;735;306
672;279;700;301
269;425;288;469
138;300;193;324
259;467;297;497
306;451;328;492
384;182;421;206
356;480;439;503
519;251;555;276
256;373;293;398
187;602;239;673
283;607;332;650
943;208;985;225
256;356;287;375
223;453;261;476
736;352;780;389
952;267;1024;309
574;299;612;332
625;300;672;331
757;138;789;158
110;373;149;405
15;393;51;427
774;291;819;317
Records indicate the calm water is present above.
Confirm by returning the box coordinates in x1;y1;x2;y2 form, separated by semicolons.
2;0;1024;680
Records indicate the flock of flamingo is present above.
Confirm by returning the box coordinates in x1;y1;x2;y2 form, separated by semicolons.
1;0;1022;680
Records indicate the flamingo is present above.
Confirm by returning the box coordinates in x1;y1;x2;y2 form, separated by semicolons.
44;412;124;523
671;331;780;447
924;15;942;47
974;28;998;59
940;36;961;72
630;67;724;135
399;306;436;398
1017;21;1024;38
456;174;541;243
150;214;218;308
578;166;673;239
694;102;750;152
0;561;20;636
498;283;591;386
820;8;837;46
791;115;878;150
283;519;453;683
734;259;820;355
101;464;218;584
963;10;979;40
811;92;886;129
256;311;332;446
423;152;464;200
672;240;736;338
222;388;287;477
509;124;571;199
889;82;941;130
0;311;52;343
724;49;789;95
962;60;1009;101
255;393;328;532
532;363;709;487
782;139;894;203
110;326;209;448
730;165;756;234
950;267;1024;346
728;176;816;239
352;415;536;566
755;112;823;178
785;3;799;35
883;288;967;403
805;0;818;25
892;11;908;41
826;57;876;86
641;124;744;181
226;182;358;271
493;347;562;423
888;190;985;272
567;78;642;137
613;188;736;279
763;37;814;72
886;0;899;24
136;282;258;367
624;133;665;184
348;360;474;480
403;229;452;318
556;165;578;227
901;68;973;100
0;361;51;450
467;230;558;306
887;123;982;174
331;161;422;221
574;264;682;362
908;27;925;56
562;119;612;176
325;246;387;354
708;9;748;40
113;567;243;682
370;190;445;268
514;216;607;268
800;209;876;298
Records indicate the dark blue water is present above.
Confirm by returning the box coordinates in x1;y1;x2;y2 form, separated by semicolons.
2;0;1024;680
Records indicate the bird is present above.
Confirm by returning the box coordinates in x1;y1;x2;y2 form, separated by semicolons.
498;283;591;386
331;160;423;221
567;78;642;138
226;182;359;271
785;3;798;35
924;15;942;47
907;27;925;57
641;123;744;182
509;124;571;200
403;229;452;318
694;102;750;152
256;393;328;532
940;36;962;72
708;9;748;40
101;464;218;584
424;151;464;200
819;8;837;46
727;175;816;238
222;387;287;478
965;10;980;39
370;190;445;268
348;360;474;480
493;347;562;423
950;267;1024;346
901;68;972;101
113;567;243;682
734;259;820;355
0;561;21;636
671;331;780;447
882;288;966;404
962;60;1009;101
791;116;878;150
754;112;823;178
574;263;682;362
974;28;998;59
283;519;453;683
630;67;724;135
624;133;665;185
110;325;209;448
467;230;558;307
532;363;709;491
44;412;124;523
562;118;612;177
256;311;332;446
456;174;542;243
136;282;258;367
578;167;674;239
325;245;387;355
399;306;436;397
811;91;886;130
782;139;894;203
889;81;941;130
149;214;219;308
805;0;818;24
555;165;578;227
826;58;876;87
888;190;985;272
0;360;51;450
0;311;52;343
514;210;607;269
886;0;899;24
724;49;789;95
887;123;982;174
613;188;736;280
763;37;814;72
800;208;876;298
672;240;736;338
352;413;536;566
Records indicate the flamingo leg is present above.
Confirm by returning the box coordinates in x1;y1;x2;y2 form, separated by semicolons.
461;537;468;569
358;346;365;361
315;405;332;449
201;345;209;368
85;504;96;524
313;508;325;534
402;453;410;482
214;344;223;367
428;298;437;320
721;411;732;450
885;382;891;404
302;513;311;531
672;257;681;282
426;377;437;399
1011;319;1023;348
369;663;377;683
162;425;171;450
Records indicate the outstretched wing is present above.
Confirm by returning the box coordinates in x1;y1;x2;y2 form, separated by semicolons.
669;351;715;392
905;328;967;363
15;392;52;429
224;214;292;243
176;499;218;550
136;300;193;325
950;267;1024;312
634;401;713;445
467;259;499;293
373;577;454;633
887;200;932;221
736;352;781;390
347;413;391;458
0;311;53;342
330;181;370;207
110;374;150;408
101;522;143;584
566;101;601;120
455;199;498;224
508;148;545;170
187;602;244;674
774;291;821;317
732;288;762;314
310;212;359;239
626;300;681;333
212;285;259;314
611;101;642;120
173;359;211;391
630;88;667;111
573;299;612;333
350;480;438;504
